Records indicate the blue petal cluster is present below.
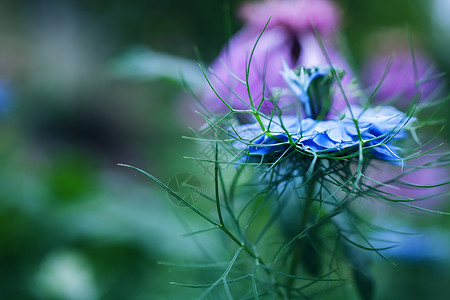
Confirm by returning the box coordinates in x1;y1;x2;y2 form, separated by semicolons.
235;105;412;163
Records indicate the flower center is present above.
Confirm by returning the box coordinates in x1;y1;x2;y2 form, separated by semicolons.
281;63;344;120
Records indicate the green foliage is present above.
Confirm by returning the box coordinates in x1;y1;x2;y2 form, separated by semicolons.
0;1;449;299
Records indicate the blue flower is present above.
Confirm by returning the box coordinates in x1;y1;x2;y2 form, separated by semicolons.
374;228;450;262
233;62;413;164
234;105;412;163
0;81;12;117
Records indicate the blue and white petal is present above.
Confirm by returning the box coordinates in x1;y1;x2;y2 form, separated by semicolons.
234;105;411;164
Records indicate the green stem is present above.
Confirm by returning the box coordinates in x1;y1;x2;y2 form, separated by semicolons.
286;176;316;297
255;112;266;132
214;145;284;298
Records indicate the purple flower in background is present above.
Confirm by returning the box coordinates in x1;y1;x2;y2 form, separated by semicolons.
202;0;356;116
360;33;448;208
362;49;440;106
369;152;449;210
238;0;341;35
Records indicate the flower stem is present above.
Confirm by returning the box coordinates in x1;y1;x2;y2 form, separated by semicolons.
286;176;316;297
214;145;284;297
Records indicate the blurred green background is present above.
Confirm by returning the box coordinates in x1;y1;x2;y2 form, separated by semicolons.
0;0;449;299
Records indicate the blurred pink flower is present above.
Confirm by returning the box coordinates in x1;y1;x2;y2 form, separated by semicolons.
238;0;341;34
360;32;448;210
202;0;355;117
369;151;449;210
362;47;441;107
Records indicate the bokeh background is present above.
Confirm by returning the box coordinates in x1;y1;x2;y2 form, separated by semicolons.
0;0;449;299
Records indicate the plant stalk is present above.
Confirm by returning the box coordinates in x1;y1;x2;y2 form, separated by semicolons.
286;176;317;297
